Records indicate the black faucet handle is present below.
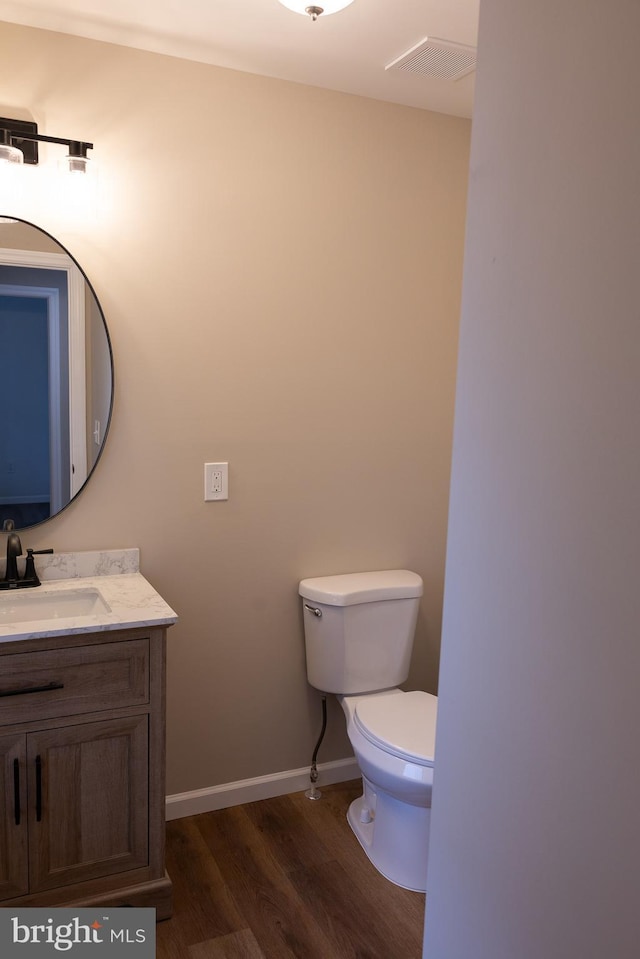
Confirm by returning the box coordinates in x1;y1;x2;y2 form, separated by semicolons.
23;548;54;587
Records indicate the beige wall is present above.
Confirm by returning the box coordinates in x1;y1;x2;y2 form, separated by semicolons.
0;21;470;795
0;220;60;252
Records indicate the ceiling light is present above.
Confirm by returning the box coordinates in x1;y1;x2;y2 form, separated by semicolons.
0;117;93;173
278;0;355;20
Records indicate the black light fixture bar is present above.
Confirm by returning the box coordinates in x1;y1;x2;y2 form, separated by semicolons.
0;116;93;166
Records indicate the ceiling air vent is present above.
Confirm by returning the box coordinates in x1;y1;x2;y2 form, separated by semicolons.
385;37;477;82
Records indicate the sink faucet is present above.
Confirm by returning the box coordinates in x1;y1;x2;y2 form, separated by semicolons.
1;536;53;589
4;532;22;582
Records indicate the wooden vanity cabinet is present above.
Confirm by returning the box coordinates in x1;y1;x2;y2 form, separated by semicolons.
0;626;172;918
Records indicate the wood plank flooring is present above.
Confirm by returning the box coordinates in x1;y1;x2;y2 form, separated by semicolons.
157;779;425;959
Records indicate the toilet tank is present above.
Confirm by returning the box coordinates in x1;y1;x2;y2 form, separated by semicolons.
299;570;423;694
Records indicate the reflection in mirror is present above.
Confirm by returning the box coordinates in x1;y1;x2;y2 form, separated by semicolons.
0;217;113;531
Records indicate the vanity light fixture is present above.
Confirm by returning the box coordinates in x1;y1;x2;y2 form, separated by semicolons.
0;117;93;173
277;0;355;20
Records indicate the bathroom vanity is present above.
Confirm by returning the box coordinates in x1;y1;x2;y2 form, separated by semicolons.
0;549;177;918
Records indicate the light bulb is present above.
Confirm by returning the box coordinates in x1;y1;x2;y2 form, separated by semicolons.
0;142;24;165
67;154;89;174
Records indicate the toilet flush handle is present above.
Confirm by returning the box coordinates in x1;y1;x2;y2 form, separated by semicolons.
304;604;322;618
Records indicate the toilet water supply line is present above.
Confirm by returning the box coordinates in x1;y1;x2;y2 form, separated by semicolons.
305;694;327;800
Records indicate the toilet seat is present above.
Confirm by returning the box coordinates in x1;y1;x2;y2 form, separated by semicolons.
354;691;437;766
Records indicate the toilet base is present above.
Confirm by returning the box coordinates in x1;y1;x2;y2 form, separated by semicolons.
347;777;430;893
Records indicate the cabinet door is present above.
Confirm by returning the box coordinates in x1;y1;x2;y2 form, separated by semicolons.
0;733;28;900
27;715;149;893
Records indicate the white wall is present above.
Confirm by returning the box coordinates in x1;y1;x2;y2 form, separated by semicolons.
423;1;640;956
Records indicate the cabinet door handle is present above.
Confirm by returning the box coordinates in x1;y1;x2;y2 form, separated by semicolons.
0;681;64;698
35;755;42;822
13;758;20;826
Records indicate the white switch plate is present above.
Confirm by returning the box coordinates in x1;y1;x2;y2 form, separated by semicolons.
204;462;228;501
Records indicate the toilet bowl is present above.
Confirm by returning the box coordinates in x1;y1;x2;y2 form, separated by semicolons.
299;569;437;893
339;689;436;892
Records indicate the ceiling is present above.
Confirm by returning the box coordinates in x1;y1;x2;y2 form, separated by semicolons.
0;0;480;118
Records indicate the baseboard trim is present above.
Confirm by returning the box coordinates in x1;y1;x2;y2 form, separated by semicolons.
165;757;360;821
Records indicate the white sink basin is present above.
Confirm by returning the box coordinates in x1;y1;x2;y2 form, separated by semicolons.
0;587;111;624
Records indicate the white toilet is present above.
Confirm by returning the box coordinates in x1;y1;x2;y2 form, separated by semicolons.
299;569;437;893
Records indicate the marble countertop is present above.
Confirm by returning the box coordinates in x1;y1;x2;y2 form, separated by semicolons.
0;548;178;643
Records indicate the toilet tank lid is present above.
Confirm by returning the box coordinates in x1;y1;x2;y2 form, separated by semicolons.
298;569;423;606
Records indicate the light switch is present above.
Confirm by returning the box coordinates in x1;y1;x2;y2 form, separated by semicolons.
204;462;228;501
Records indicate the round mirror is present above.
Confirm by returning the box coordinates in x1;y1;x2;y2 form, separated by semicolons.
0;216;113;531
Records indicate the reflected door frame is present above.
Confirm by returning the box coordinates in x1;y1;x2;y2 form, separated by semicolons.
0;283;63;513
0;248;87;501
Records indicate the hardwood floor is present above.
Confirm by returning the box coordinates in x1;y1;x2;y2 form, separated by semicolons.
157;779;425;959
